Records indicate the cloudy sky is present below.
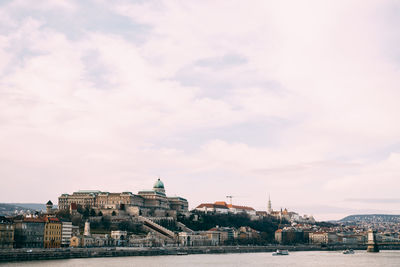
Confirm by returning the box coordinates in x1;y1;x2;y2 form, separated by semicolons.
1;0;400;220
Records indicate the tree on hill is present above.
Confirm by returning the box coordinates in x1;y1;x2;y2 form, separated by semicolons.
83;207;90;218
71;215;82;226
178;212;280;242
90;209;96;217
56;209;71;221
101;216;111;230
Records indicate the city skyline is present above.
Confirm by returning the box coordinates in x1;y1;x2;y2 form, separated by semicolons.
1;0;400;221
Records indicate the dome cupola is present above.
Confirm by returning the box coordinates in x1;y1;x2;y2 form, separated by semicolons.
153;178;165;194
153;178;164;189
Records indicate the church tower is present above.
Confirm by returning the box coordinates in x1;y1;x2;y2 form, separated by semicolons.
46;200;53;214
267;194;272;214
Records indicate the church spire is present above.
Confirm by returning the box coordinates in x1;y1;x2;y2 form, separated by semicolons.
267;193;272;214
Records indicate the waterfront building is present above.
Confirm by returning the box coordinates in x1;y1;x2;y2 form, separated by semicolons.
178;232;212;246
275;228;305;244
201;231;221;246
81;236;95;247
238;226;259;240
61;222;72;247
337;233;364;245
309;232;338;245
14;218;45;248
208;226;236;244
69;236;80;247
93;234;112;247
128;232;164;247
44;217;62;248
0;217;14;249
72;225;80;237
111;230;128;246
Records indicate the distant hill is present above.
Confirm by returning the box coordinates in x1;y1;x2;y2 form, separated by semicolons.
0;203;50;216
339;214;400;223
8;203;47;211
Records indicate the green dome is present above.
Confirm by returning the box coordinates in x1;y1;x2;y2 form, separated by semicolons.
153;178;164;189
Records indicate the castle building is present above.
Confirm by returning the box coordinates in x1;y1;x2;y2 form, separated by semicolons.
267;196;315;223
58;190;100;210
137;179;170;209
95;192;144;209
58;178;188;216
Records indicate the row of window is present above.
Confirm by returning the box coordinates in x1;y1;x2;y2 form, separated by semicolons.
0;233;13;238
45;225;61;229
45;231;61;235
44;237;60;241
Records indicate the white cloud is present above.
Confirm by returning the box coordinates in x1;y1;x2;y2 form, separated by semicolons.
0;0;400;219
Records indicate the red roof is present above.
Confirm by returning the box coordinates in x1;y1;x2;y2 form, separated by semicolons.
44;217;60;223
196;202;255;211
228;204;255;211
23;218;45;223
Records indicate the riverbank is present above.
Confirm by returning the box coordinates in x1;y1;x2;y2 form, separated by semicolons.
2;244;400;263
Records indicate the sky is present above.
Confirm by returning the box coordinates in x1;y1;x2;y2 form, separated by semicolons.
1;0;400;221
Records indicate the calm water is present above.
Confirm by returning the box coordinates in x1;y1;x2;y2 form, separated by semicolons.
2;251;400;267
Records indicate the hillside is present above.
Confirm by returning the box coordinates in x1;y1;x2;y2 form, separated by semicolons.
0;203;46;216
339;214;400;223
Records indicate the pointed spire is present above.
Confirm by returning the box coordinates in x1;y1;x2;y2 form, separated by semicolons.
267;193;272;214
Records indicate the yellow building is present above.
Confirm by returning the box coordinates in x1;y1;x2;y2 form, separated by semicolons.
44;217;62;248
70;236;80;247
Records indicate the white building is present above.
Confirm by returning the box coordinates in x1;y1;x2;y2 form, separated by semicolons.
111;230;128;246
195;202;256;216
61;222;73;247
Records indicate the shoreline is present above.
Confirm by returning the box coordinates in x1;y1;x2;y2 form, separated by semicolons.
1;245;399;263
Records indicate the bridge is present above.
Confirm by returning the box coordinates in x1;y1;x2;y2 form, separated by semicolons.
366;229;400;252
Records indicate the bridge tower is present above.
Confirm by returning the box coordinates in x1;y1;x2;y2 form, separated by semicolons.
366;229;379;252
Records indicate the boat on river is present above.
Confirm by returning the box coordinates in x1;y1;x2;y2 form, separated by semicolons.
342;249;355;254
272;249;289;256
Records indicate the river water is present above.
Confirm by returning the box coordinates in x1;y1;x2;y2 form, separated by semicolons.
2;250;400;267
